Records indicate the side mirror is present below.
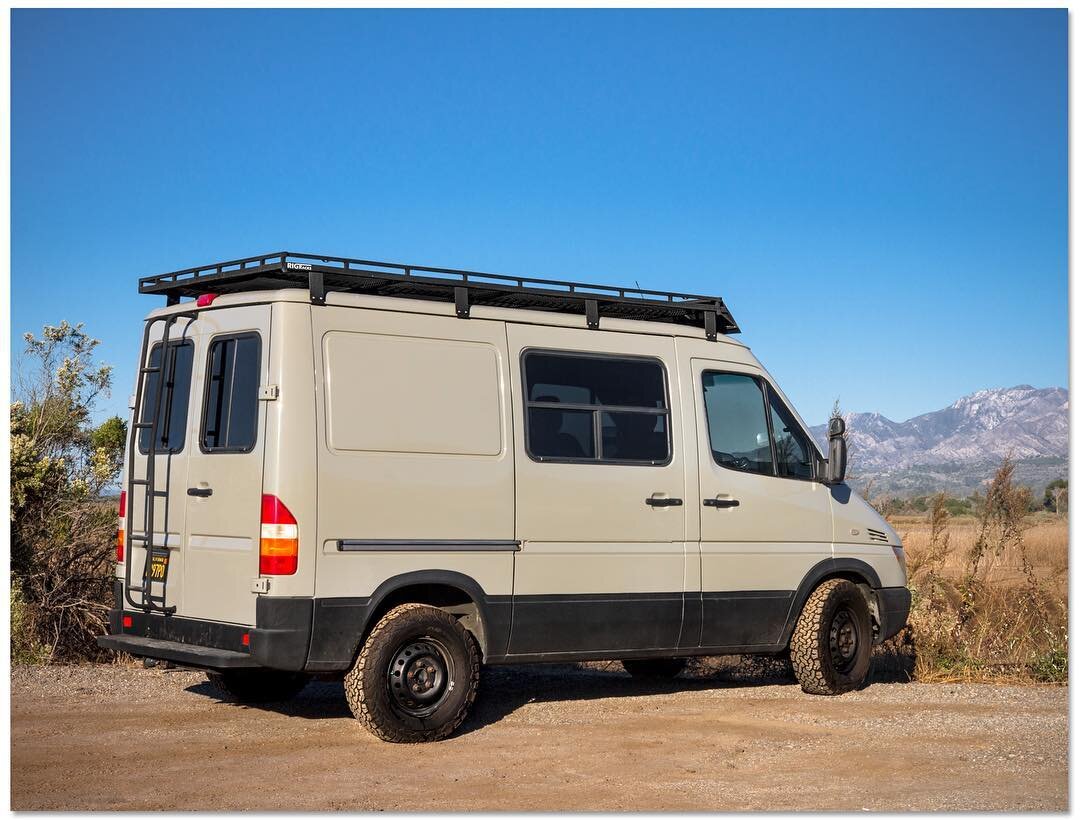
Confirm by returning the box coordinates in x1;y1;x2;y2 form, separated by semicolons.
825;417;847;485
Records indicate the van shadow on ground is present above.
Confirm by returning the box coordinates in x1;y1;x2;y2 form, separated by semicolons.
183;652;913;732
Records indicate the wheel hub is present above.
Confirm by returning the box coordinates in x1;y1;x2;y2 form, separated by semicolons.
387;640;452;717
829;608;859;672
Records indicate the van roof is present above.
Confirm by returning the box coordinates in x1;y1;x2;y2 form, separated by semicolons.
139;251;739;340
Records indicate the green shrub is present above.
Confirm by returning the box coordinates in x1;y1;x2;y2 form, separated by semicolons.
10;322;124;663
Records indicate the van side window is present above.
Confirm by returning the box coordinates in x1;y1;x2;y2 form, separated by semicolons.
523;351;670;464
701;372;774;476
766;387;814;479
137;341;194;455
201;334;261;453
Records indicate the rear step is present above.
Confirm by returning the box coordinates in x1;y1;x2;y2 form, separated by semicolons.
97;634;259;670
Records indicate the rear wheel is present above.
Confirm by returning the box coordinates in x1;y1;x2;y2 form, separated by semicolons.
206;669;310;703
344;603;480;743
789;578;872;695
621;657;687;679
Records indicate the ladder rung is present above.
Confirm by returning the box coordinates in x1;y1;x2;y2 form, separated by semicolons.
128;533;150;542
151;490;169;498
140;366;161;374
129;479;149;486
132;422;154;429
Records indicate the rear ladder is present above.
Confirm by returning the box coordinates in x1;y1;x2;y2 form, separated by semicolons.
123;311;196;614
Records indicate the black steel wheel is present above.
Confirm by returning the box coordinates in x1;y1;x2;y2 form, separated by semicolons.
386;638;454;718
828;607;860;674
789;578;872;695
345;603;480;743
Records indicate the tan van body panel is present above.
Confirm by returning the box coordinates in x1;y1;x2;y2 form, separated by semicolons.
311;303;516;602
115;286;906;671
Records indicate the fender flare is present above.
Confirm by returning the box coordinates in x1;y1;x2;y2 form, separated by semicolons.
360;569;496;654
778;557;882;647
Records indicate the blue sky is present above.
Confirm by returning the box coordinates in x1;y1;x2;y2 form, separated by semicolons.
11;8;1066;426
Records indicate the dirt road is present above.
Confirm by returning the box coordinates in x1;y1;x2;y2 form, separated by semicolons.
11;662;1067;811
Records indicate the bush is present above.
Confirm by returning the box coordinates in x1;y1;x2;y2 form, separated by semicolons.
896;461;1068;683
10;322;125;663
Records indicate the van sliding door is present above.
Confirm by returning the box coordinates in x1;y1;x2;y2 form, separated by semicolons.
506;324;690;657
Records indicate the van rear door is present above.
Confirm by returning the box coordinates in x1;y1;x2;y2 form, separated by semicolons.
181;305;272;625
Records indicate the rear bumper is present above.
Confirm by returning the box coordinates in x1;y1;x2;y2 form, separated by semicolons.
875;586;912;642
99;582;313;672
97;634;259;669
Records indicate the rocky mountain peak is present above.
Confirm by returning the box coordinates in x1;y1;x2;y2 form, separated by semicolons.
810;385;1068;495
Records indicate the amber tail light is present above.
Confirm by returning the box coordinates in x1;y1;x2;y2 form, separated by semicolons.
260;494;298;575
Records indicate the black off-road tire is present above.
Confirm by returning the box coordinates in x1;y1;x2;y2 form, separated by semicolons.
206;669;310;703
344;603;480;743
790;578;873;695
621;657;688;679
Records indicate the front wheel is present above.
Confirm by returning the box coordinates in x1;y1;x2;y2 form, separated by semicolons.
344;603;480;743
789;578;872;695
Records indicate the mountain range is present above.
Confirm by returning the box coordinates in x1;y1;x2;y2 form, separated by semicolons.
810;385;1068;496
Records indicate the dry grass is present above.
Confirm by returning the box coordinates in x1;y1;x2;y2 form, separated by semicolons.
876;476;1068;684
896;514;1068;595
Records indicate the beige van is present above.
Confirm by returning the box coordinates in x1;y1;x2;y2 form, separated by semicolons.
98;251;910;742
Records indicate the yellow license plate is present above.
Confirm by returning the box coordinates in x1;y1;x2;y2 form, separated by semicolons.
148;552;169;582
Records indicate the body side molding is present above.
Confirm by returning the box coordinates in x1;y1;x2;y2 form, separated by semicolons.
337;540;521;552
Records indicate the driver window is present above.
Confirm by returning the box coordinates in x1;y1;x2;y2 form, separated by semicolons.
701;372;774;476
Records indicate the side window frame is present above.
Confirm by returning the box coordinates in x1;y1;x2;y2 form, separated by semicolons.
521;348;673;467
700;368;819;482
137;338;195;456
199;331;263;455
763;382;818;482
701;369;777;477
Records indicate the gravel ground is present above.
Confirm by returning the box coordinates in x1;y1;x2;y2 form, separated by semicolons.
10;661;1068;811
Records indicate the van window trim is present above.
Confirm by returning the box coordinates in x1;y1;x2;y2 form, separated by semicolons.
700;368;817;482
198;331;263;455
136;338;195;456
520;348;673;467
762;382;818;482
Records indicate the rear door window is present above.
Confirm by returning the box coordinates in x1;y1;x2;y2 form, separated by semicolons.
138;341;194;454
201;334;261;453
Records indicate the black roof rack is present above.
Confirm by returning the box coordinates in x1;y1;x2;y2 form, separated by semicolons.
139;251;739;338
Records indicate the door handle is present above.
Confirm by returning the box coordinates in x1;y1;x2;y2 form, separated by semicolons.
704;497;739;508
645;497;683;507
187;487;213;498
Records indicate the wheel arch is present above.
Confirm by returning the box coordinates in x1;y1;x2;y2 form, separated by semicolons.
780;558;882;647
357;570;494;661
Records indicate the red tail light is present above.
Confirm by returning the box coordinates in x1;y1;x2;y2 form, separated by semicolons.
116;490;127;562
260;494;298;575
